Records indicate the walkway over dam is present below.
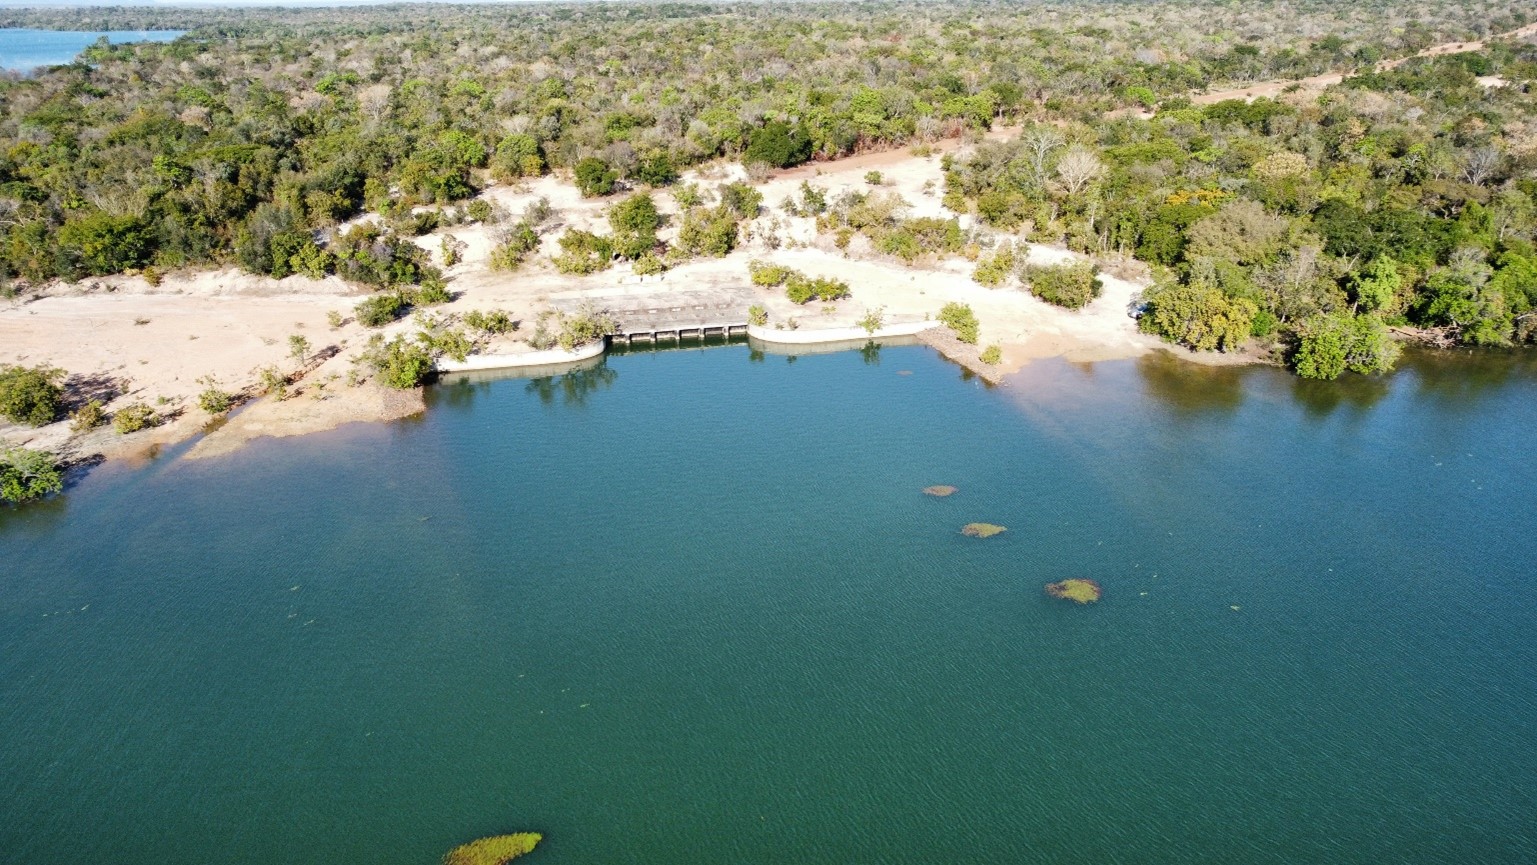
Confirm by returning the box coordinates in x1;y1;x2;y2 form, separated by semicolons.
547;283;755;344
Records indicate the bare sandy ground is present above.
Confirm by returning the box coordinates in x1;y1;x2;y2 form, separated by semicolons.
2;129;1240;465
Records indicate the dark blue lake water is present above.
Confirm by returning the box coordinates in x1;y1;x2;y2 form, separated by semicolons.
2;343;1535;864
0;28;184;72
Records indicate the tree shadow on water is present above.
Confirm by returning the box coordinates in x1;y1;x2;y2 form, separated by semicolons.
431;376;494;413
859;340;881;366
1288;373;1392;419
1400;346;1537;409
1135;351;1249;416
525;362;618;407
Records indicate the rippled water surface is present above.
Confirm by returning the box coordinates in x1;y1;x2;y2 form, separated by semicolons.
3;343;1535;864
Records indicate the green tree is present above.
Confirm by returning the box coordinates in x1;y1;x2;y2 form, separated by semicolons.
0;364;64;426
744;120;812;169
632;152;679;187
1139;281;1256;352
1292;313;1401;379
55;213;152;278
609;192;661;259
289;334;312;365
1022;261;1102;309
574;158;619;197
491;133;544;181
0;447;63;503
1351;257;1403;313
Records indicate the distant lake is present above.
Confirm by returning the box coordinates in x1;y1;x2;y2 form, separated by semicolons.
0;28;184;72
3;343;1537;864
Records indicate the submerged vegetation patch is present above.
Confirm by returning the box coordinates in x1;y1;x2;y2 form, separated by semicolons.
443;833;542;865
1045;579;1103;604
923;485;958;497
961;522;1006;538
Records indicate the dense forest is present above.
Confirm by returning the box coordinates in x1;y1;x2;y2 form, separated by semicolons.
0;0;1533;378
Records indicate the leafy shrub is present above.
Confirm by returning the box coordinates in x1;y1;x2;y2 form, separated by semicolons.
785;273;849;305
70;399;106;432
0;447;63;503
748;304;768;326
0;364;64;426
609;192;661;259
465;199;493;223
420;327;473;362
258;366;289;400
858;307;885;334
717;182;764;218
676;206;740;257
748;260;794;287
330;224;439;288
489;221;541;271
357;333;435;388
972;244;1016;287
553;229;615;274
288;334;312;365
355;293;407;328
440;234;466;267
56;213;151;278
197;377;233;414
980;344;1002;364
112;402;159;434
1023;261;1102;309
557;306;620;350
864;170;884;185
412;276;453;306
462;309;516;335
870;216;964;264
632;253;666;275
798;181;829;215
938;302;979;344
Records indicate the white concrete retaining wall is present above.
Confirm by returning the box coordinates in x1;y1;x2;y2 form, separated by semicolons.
745;321;939;345
435;338;606;373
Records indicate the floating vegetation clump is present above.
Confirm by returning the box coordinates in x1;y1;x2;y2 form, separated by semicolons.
961;522;1006;538
923;485;958;497
1046;579;1102;604
444;833;543;865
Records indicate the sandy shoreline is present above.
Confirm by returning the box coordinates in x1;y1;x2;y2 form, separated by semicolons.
1;136;1266;470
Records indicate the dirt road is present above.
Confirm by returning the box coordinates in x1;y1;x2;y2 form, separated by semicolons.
1190;21;1537;105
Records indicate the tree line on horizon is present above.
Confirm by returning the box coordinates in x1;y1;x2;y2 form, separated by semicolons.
0;0;1524;288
